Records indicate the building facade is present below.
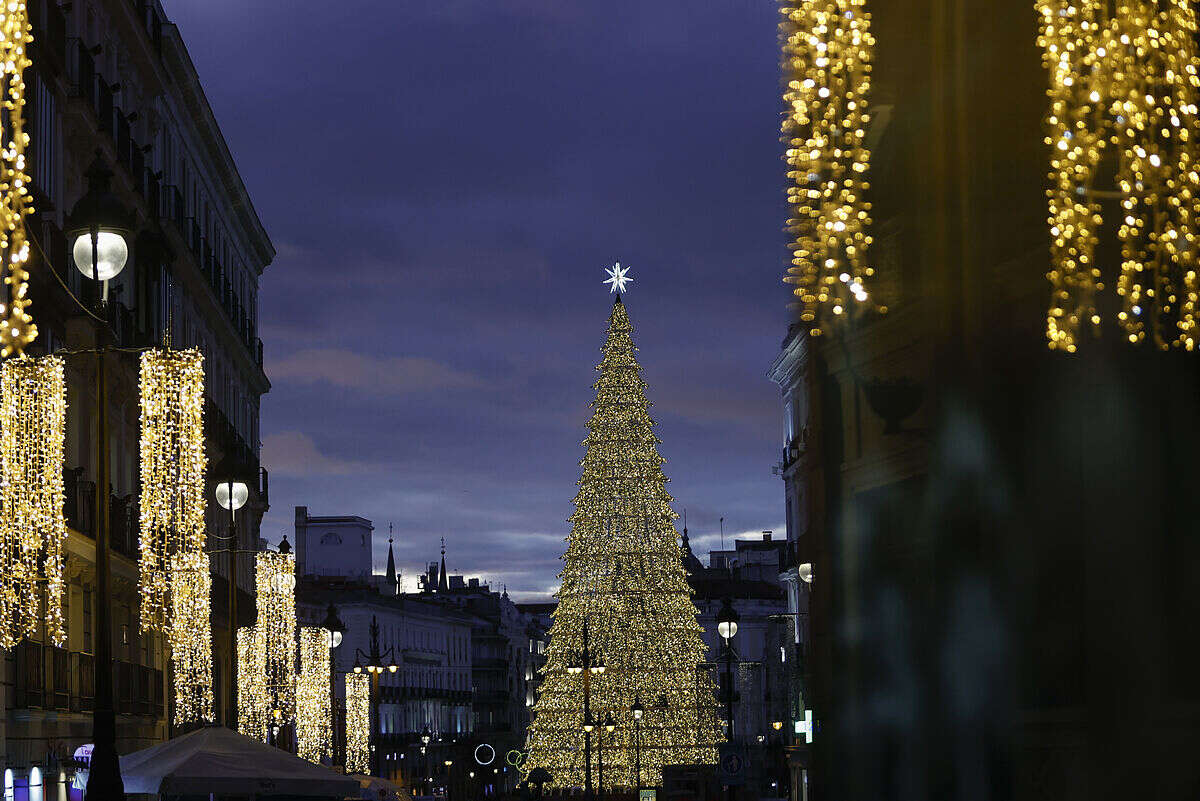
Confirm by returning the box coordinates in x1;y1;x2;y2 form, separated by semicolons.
684;532;792;801
293;512;479;786
769;2;1200;799
1;0;272;796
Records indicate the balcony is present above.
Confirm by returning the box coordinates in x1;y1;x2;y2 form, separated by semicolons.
71;40;96;107
97;78;115;135
72;652;95;713
15;640;44;708
163;185;185;228
64;468;96;538
51;646;70;710
206;397;258;478
29;0;68;74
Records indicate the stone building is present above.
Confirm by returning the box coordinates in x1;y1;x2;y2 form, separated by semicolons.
684;531;792;801
1;1;272;796
293;512;476;784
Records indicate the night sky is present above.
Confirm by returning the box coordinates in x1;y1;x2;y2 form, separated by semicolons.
161;0;789;600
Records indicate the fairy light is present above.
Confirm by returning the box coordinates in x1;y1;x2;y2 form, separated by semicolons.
522;301;723;789
780;0;875;337
0;1;37;357
170;551;214;724
0;356;66;647
345;672;370;774
297;627;332;764
137;349;206;634
1040;0;1200;350
255;550;297;722
237;625;271;742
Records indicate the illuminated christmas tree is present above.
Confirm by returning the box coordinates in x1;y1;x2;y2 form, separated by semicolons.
523;289;722;789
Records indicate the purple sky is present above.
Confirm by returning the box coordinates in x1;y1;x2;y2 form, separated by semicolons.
162;0;789;601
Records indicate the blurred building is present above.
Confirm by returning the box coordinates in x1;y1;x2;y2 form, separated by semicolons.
769;2;1200;800
0;1;272;796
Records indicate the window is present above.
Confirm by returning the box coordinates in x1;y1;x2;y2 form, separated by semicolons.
320;532;342;546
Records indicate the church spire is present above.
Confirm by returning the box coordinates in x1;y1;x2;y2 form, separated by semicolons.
385;523;397;595
439;536;449;592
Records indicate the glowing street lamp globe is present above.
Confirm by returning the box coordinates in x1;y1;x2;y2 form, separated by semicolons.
717;598;739;642
72;231;128;282
321;604;345;649
66;156;133;288
215;481;249;513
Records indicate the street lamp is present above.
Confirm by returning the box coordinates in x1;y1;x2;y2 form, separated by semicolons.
597;712;615;799
67;155;132;304
444;759;454;801
718;598;740;801
67;153;133;801
353;616;398;776
631;696;644;792
321;604;346;769
570;619;604;800
214;479;249;730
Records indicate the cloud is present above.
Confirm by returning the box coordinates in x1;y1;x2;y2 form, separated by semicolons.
268;348;480;395
261;431;372;476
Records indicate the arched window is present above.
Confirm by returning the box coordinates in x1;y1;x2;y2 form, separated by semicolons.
320;532;342;546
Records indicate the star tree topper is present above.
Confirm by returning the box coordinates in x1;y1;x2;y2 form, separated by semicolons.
604;262;633;294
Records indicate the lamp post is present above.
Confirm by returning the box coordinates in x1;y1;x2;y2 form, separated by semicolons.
597;712;615;799
717;598;740;801
67;153;132;801
566;618;605;801
214;479;248;729
352;617;398;777
631;696;644;793
444;759;454;801
321;604;345;769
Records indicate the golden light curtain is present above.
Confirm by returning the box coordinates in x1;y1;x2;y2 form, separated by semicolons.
0;356;65;647
781;0;876;336
138;349;206;633
237;625;272;742
254;550;297;721
170;551;214;724
1040;0;1200;350
297;627;332;764
0;1;36;357
344;672;370;774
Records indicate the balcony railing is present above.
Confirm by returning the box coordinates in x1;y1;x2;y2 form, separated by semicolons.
51;646;70;710
30;0;68;73
64;468;96;538
97;78;114;135
15;640;44;708
162;184;183;227
72;652;95;713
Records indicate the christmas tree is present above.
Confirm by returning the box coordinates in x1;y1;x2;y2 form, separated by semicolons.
523;295;722;789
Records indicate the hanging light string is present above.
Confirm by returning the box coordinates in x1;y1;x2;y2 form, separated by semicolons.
170;551;214;724
0;1;36;357
255;550;297;721
0;355;66;647
297;627;332;764
137;349;207;634
780;0;876;336
1040;0;1200;350
237;624;272;742
344;672;370;774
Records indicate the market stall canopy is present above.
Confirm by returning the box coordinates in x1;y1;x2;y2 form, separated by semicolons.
119;725;359;797
347;774;414;801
